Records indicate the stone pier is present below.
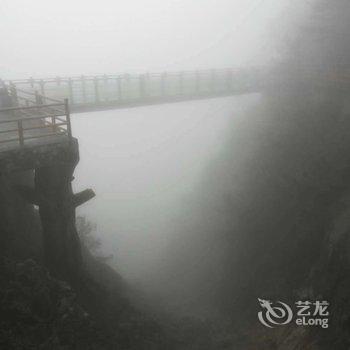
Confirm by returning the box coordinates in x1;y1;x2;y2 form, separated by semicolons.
0;83;94;282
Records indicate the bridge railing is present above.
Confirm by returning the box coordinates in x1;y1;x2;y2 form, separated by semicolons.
0;85;72;149
6;67;263;108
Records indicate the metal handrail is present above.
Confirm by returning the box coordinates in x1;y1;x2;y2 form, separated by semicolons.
3;68;260;107
5;67;260;84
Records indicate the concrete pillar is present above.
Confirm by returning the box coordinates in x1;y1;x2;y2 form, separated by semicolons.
0;83;38;260
35;162;82;281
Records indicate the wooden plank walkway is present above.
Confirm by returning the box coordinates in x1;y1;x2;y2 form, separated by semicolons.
0;85;75;171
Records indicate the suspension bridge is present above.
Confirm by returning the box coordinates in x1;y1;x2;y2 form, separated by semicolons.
0;66;265;169
0;65;349;170
5;67;264;113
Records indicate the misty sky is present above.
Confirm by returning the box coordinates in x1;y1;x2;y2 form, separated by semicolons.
1;0;291;78
73;94;260;279
0;0;315;289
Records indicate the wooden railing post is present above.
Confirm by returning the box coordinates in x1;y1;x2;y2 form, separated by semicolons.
9;82;18;106
51;116;57;133
35;91;43;105
18;120;24;147
34;91;43;122
64;98;72;139
39;79;45;97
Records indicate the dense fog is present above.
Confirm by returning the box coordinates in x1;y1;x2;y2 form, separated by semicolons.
3;0;350;347
1;0;291;77
72;94;260;283
4;0;311;300
3;0;340;329
1;2;304;281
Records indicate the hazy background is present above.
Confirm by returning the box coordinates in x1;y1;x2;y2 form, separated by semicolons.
0;0;312;299
0;0;292;78
72;94;260;280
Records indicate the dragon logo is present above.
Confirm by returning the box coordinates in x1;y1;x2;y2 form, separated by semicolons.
258;298;293;328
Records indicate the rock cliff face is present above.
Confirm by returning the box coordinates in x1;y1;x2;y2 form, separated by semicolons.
222;0;350;337
156;1;350;348
0;174;170;349
0;258;106;349
214;2;350;346
236;1;350;347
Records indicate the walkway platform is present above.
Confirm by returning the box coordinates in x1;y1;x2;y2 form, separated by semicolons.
0;86;77;172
